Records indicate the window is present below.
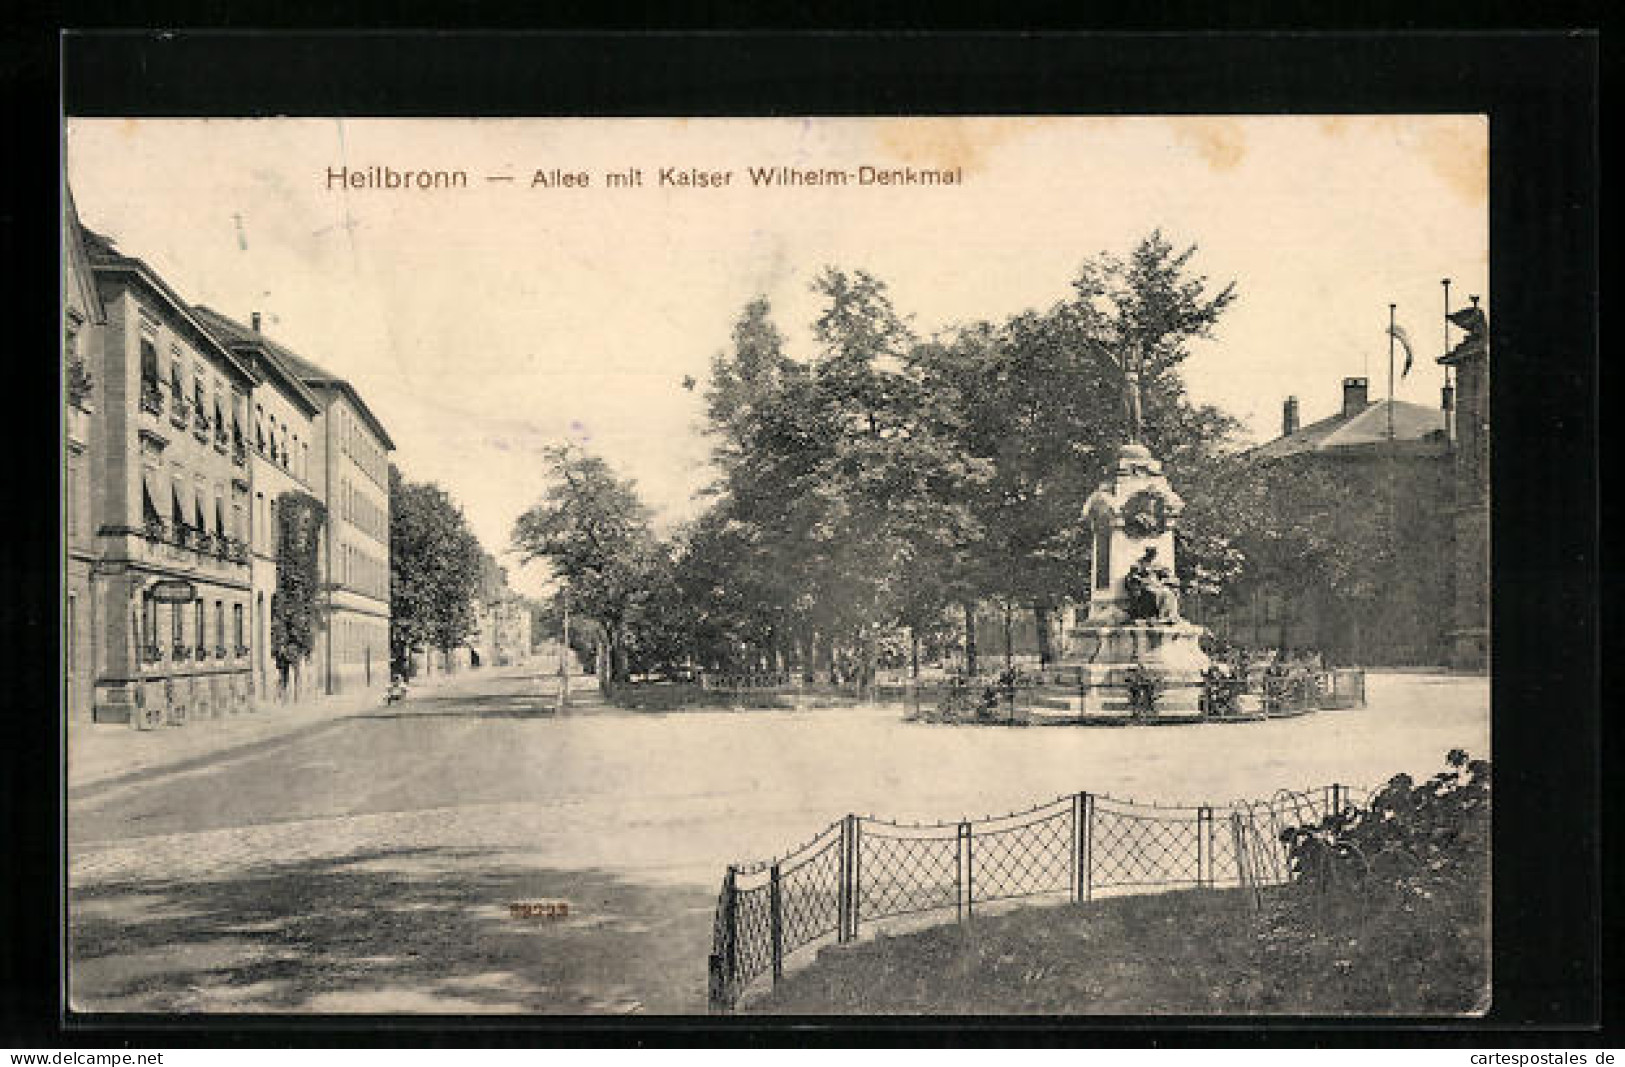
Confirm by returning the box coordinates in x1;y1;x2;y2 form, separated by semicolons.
234;603;244;650
65;460;78;537
172;600;184;651
216;600;225;651
139;337;159;385
194;600;205;654
141;595;156;657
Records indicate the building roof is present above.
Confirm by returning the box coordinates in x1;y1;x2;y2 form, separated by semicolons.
1248;398;1447;461
62;183;107;325
80;229;255;386
191;306;323;417
191;305;396;450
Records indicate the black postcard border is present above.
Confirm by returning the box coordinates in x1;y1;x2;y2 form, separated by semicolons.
5;28;1605;1046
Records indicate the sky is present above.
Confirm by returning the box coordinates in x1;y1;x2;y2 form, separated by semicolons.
65;116;1487;598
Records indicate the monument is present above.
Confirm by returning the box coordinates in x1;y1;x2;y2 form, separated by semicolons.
1055;357;1210;715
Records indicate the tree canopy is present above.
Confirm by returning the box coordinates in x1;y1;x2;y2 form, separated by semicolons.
511;444;669;693
509;232;1242;682
389;464;486;677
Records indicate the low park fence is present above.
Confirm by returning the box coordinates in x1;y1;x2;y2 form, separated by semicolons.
707;782;1367;1012
693;666;1366;722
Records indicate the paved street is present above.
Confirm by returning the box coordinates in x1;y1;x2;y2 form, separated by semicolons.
68;665;1489;1014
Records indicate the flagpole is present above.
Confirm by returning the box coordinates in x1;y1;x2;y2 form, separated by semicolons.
1388;303;1396;440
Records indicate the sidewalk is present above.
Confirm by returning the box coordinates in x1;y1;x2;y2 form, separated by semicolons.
67;668;485;794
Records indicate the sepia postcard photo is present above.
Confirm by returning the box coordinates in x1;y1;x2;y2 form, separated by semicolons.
61;115;1491;1017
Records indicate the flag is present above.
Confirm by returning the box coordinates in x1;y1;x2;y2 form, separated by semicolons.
1388;322;1415;377
1448;306;1487;335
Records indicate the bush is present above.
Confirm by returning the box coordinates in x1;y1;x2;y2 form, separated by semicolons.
1268;750;1491;1013
1282;748;1490;894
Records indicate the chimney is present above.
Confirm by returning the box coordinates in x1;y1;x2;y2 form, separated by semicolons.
1282;396;1300;437
251;311;261;333
1342;376;1369;417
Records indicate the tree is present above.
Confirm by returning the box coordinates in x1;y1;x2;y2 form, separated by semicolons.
1206;450;1453;663
1069;229;1237;455
906;234;1240;664
679;239;1238;682
389;465;485;679
511;444;663;695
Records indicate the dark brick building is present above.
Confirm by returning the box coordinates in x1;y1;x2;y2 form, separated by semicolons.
1203;376;1460;666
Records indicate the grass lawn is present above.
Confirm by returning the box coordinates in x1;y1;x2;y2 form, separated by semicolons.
745;881;1488;1016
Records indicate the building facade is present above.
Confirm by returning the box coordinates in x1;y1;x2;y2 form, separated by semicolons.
63;186;105;722
313;382;393;693
1204;376;1457;666
81;231;257;726
193;308;395;696
1439;305;1489;670
192;307;325;705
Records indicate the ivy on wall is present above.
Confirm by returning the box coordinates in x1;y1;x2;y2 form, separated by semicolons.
271;489;326;675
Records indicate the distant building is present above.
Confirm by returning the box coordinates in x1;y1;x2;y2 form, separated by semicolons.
194;308;394;695
468;555;532;668
80;228;257;725
1205;376;1457;666
474;597;533;668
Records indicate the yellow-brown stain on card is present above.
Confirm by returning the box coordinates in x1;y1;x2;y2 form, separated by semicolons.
1166;118;1247;172
1317;115;1485;207
1415;119;1487;207
871;117;1051;175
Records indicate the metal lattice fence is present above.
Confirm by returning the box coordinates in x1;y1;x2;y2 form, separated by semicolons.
707;783;1368;1011
691;667;1365;721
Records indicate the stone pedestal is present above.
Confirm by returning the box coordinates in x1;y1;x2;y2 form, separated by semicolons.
1069;621;1211;678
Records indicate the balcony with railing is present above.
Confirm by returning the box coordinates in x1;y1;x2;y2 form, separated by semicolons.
169;392;190;429
138;519;251;571
140;378;165;416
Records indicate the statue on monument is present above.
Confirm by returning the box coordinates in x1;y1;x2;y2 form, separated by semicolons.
1123;365;1144;445
1124;546;1180;624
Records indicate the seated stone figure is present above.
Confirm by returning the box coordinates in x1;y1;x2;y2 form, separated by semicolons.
1124;546;1181;624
